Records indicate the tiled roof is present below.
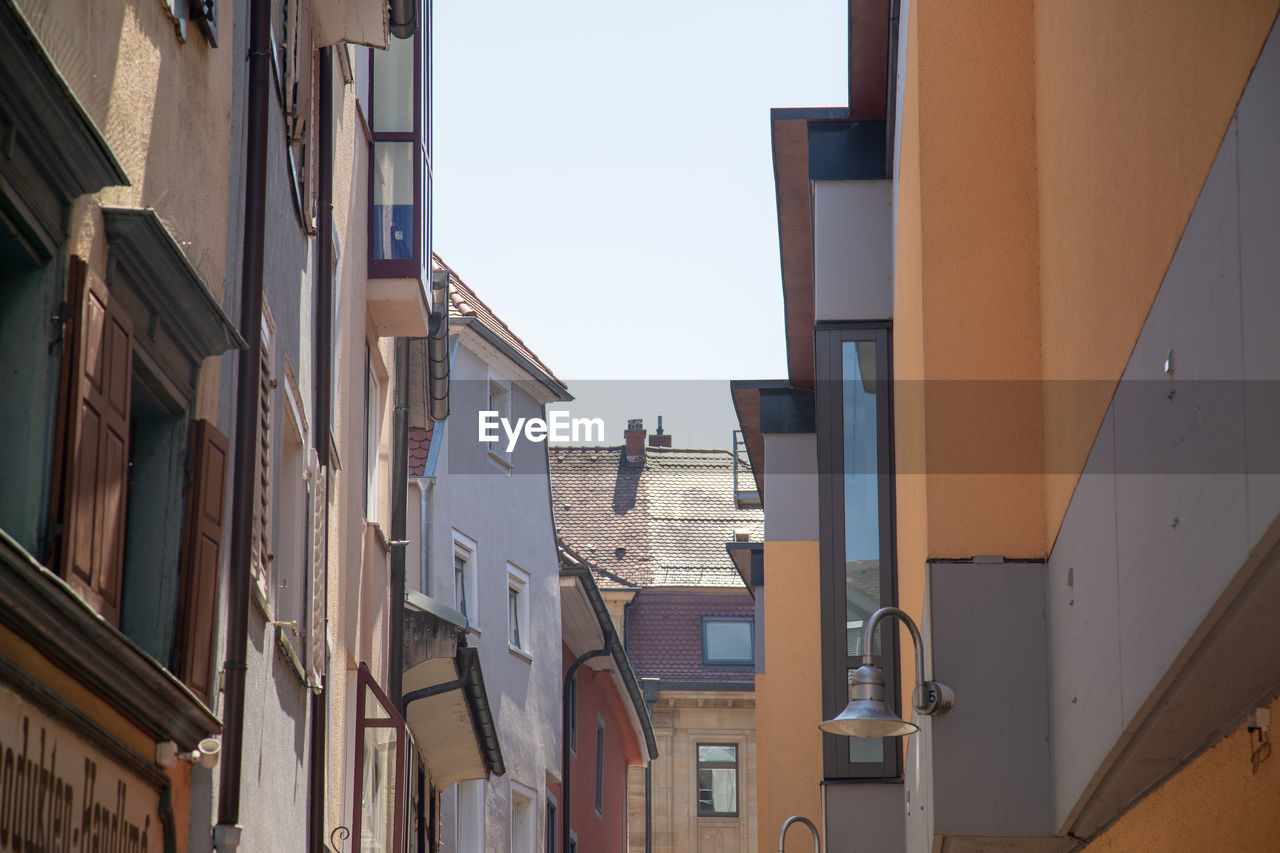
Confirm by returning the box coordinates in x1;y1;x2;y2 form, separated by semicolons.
625;592;755;683
408;423;434;477
432;253;567;391
548;445;764;589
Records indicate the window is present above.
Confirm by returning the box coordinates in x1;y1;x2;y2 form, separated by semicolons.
364;345;380;522
273;362;310;668
546;796;557;853
507;563;531;656
487;374;512;467
351;663;408;852
511;783;535;853
594;717;606;814
272;0;315;231
456;779;485;853
452;530;478;627
368;5;430;283
695;744;738;817
817;326;899;779
702;617;754;666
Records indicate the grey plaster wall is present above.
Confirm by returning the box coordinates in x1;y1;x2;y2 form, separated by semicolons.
813;180;894;322
426;338;563;851
823;780;905;853
927;561;1053;838
1046;19;1280;834
763;433;819;541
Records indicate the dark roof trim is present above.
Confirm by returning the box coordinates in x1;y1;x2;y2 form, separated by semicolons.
808;119;888;181
560;563;660;760
770;107;849;121
725;542;764;589
453;316;572;402
457;645;506;777
0;530;221;750
760;385;816;434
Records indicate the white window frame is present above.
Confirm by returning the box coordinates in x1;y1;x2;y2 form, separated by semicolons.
510;780;536;853
507;562;531;658
487;369;513;471
452;529;479;630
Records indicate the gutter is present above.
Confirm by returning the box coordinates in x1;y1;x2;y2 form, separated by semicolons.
306;44;334;853
389;334;409;706
401;645;505;777
215;0;271;844
388;0;415;39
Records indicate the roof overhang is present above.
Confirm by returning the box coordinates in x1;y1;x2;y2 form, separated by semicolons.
560;564;659;762
454;318;572;403
725;541;763;590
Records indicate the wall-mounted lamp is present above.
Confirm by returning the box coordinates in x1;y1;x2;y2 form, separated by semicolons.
819;606;954;738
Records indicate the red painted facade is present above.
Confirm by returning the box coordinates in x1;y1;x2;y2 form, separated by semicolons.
562;644;644;852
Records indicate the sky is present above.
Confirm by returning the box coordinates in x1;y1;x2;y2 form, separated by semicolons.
432;0;848;447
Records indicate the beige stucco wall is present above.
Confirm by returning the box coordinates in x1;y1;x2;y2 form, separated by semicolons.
636;691;757;853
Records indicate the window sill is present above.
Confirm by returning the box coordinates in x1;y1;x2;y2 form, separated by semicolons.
276;625;307;685
508;645;533;663
487;450;513;474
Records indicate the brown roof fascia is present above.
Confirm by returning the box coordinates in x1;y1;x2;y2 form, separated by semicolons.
729;381;770;500
771;116;816;389
848;0;890;121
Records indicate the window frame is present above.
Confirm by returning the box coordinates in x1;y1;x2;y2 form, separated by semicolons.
451;529;478;629
695;742;739;818
366;10;429;281
363;343;380;523
545;793;557;853
486;371;513;470
351;662;409;853
507;562;531;657
594;715;606;816
701;616;755;668
816;323;901;781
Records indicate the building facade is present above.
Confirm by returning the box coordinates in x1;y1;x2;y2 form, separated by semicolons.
734;1;1280;851
549;426;764;853
405;257;570;852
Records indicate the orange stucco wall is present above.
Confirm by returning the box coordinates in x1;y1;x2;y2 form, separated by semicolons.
757;540;824;853
1083;694;1280;852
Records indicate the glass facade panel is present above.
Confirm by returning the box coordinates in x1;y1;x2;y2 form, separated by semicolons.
372;142;415;261
357;726;397;851
372;34;414;132
842;339;888;765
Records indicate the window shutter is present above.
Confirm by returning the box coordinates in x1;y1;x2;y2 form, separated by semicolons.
176;418;229;700
252;309;274;600
60;256;132;625
307;450;326;690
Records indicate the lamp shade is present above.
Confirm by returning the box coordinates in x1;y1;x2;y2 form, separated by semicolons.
819;663;918;738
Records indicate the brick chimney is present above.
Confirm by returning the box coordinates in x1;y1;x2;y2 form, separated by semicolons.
625;418;646;463
648;415;672;448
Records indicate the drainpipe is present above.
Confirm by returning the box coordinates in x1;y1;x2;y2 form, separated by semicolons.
306;45;334;853
215;0;271;844
563;646;609;853
389;0;415;39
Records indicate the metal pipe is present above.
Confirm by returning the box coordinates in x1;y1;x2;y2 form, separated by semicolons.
861;605;926;686
214;0;271;843
306;44;334;853
563;646;609;853
427;269;450;423
389;0;416;39
777;815;822;853
389;336;409;706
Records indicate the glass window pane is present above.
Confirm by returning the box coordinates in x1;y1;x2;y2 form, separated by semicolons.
843;340;883;657
363;682;390;720
372;142;414;261
697;745;736;764
696;768;736;815
705;620;752;662
358;726;398;851
372;33;414;132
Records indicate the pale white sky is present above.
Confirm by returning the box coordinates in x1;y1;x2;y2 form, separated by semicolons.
433;0;847;445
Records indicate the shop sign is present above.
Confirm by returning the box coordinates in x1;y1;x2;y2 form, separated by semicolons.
0;684;161;853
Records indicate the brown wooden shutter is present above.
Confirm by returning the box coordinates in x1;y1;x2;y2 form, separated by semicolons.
60;257;132;625
176;418;229;700
252;309;275;599
308;451;326;689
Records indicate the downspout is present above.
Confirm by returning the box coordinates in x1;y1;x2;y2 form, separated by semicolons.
306;45;334;853
389;0;415;39
215;0;271;844
563;646;609;853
